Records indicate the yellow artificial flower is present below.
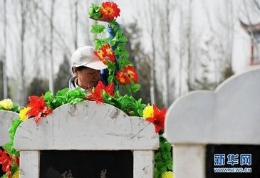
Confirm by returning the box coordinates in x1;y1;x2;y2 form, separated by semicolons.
143;105;154;119
0;98;13;110
12;170;20;178
19;107;30;121
162;171;174;178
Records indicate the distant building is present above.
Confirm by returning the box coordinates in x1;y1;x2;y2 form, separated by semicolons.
240;20;260;66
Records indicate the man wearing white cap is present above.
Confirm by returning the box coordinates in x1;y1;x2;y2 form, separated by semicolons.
69;46;107;91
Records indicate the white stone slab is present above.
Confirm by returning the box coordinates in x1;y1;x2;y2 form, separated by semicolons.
134;151;154;178
0;110;19;146
19;151;39;178
173;144;205;178
14;101;158;150
14;101;158;178
166;67;260;144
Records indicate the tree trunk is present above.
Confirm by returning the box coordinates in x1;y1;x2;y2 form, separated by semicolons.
18;0;27;105
178;0;184;97
186;0;192;91
74;0;78;49
149;2;156;104
49;0;56;94
164;0;171;107
3;0;8;98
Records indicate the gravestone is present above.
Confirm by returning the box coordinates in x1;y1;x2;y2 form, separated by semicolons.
0;110;19;146
165;67;260;178
14;101;159;178
0;110;19;176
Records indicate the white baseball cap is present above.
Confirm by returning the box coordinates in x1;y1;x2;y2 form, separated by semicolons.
71;46;107;70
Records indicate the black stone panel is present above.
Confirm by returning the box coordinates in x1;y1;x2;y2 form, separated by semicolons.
206;144;260;178
40;150;133;178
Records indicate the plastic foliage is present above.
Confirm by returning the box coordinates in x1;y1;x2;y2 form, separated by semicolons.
88;2;173;177
0;148;19;178
88;2;140;95
1;119;21;178
44;88;86;109
0;99;20;113
154;133;173;178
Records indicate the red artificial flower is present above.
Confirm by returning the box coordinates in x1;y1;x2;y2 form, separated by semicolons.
26;96;52;124
0;149;13;177
94;44;115;64
116;66;138;85
86;81;115;102
146;105;166;133
99;2;120;21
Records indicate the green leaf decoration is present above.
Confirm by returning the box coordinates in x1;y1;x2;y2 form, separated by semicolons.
67;88;86;104
94;38;110;49
130;83;141;93
10;162;19;176
91;24;106;34
113;30;128;43
107;75;115;83
44;88;85;110
114;43;130;58
8;119;21;140
3;118;21;157
88;4;101;19
12;104;20;113
153;134;173;177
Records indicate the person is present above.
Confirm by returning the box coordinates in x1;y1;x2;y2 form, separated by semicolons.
69;46;107;91
69;20;121;91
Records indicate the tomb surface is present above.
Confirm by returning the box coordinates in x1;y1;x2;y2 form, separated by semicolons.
166;67;260;178
14;101;159;178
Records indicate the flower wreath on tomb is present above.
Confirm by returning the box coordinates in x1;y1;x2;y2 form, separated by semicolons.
0;2;173;178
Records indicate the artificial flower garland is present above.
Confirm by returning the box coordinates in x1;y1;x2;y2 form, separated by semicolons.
0;2;173;178
88;3;173;177
0;99;20;178
0;99;20;113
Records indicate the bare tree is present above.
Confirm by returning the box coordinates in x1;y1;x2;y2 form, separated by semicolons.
17;0;28;105
178;0;193;96
218;0;235;80
253;0;260;10
69;0;79;49
3;0;8;98
74;0;79;49
136;0;178;107
178;0;184;97
201;0;234;86
149;3;156;105
186;0;193;91
159;0;176;107
49;0;56;94
140;1;156;105
29;0;72;57
27;0;45;80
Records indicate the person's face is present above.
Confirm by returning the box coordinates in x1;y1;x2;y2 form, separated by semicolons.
73;67;100;89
